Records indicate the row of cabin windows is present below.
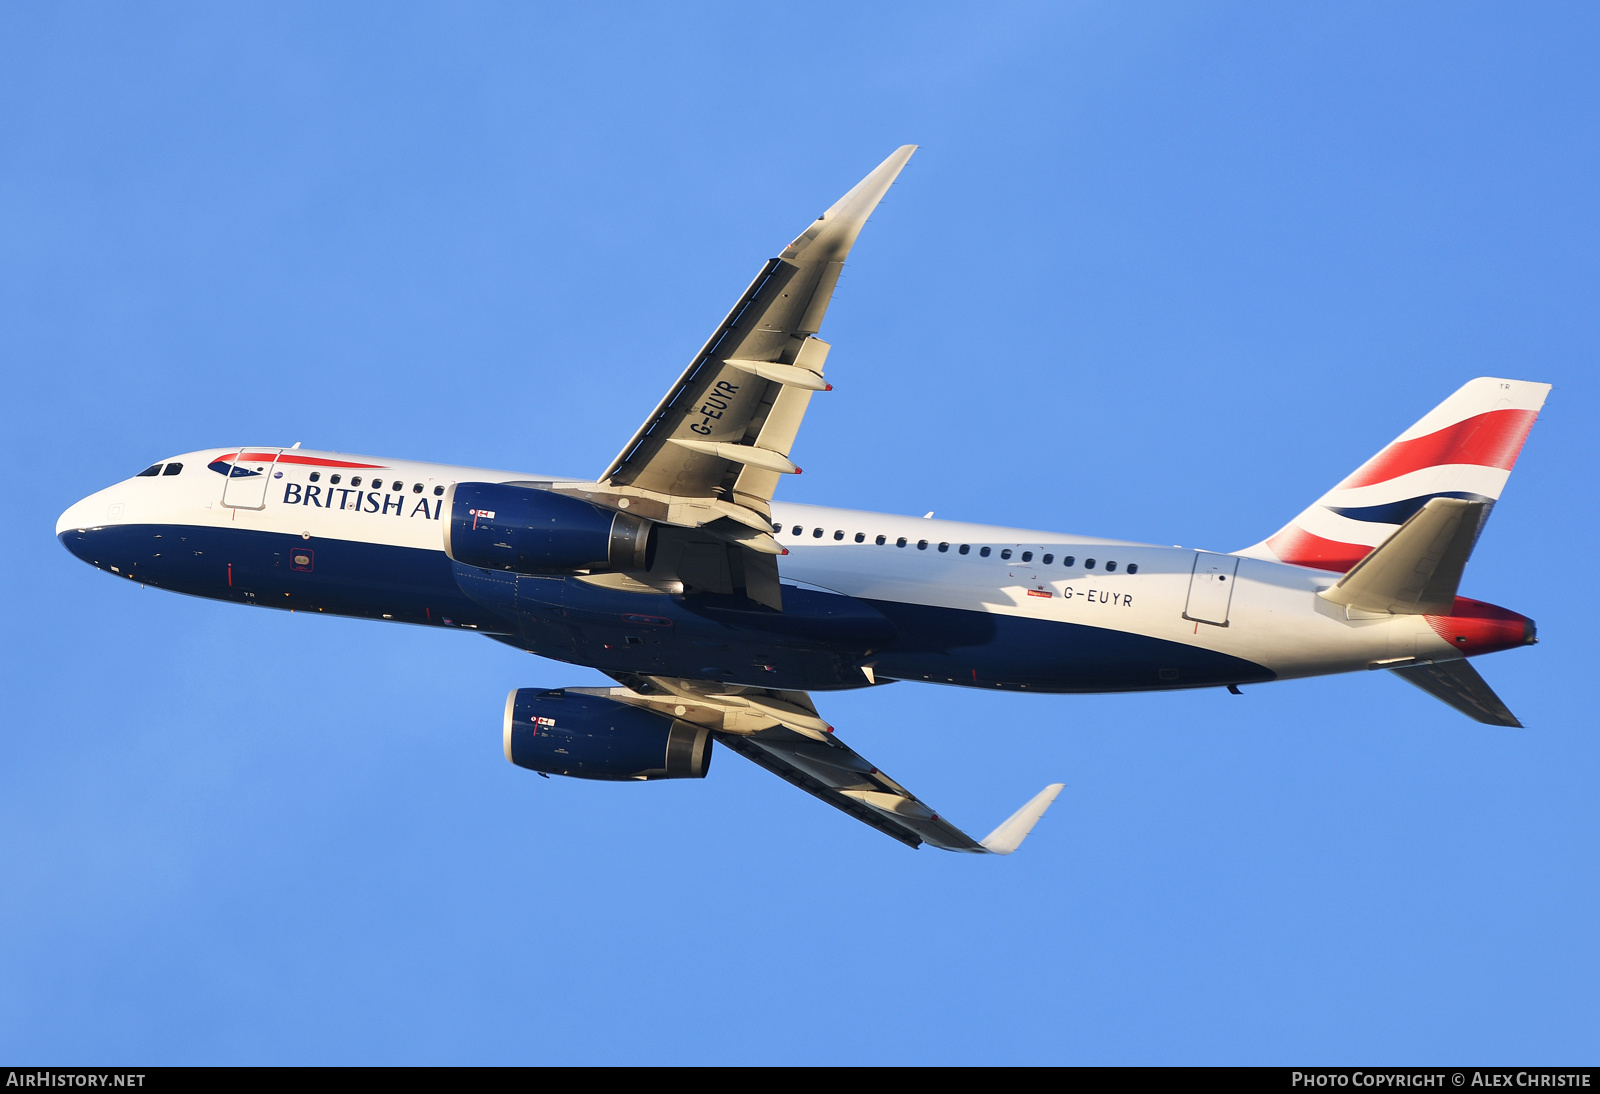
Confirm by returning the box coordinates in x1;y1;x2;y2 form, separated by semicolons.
774;523;1137;574
305;471;444;495
136;463;184;477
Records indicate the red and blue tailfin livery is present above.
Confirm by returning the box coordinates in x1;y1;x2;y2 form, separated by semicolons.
1241;378;1548;573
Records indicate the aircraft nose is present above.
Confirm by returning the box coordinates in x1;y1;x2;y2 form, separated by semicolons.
57;495;102;566
56;494;99;538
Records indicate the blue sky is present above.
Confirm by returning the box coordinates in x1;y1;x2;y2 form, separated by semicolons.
3;2;1596;1064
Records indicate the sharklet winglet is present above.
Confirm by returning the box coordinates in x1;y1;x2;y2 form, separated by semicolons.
979;783;1065;855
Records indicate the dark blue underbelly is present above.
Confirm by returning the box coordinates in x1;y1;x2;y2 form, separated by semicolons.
57;523;499;630
60;525;1273;693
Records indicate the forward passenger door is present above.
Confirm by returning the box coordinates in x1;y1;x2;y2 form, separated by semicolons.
219;448;285;511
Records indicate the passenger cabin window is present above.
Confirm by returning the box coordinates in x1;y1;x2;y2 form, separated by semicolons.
351;477;362;487
854;533;865;543
1085;558;1096;569
413;483;424;494
330;474;342;485
812;528;823;538
833;530;844;540
162;462;182;476
1000;549;1012;560
875;535;886;545
309;472;321;482
1106;561;1117;572
1042;553;1053;564
959;544;970;555
1021;551;1033;562
792;525;802;535
896;537;907;548
980;546;991;557
917;540;928;550
1127;563;1139;574
434;486;445;496
938;542;949;552
1063;556;1075;566
370;479;383;490
137;464;161;477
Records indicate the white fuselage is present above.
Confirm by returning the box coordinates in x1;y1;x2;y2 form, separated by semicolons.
57;445;1461;687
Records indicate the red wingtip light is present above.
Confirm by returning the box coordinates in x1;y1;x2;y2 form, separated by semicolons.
825;383;834;391
780;548;789;555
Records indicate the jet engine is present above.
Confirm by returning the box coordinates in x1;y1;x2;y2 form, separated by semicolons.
503;689;713;781
445;482;654;575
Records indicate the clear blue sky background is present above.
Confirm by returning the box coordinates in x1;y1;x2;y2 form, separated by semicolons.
2;2;1596;1065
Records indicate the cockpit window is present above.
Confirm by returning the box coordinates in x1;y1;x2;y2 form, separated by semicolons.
137;464;162;477
162;462;183;476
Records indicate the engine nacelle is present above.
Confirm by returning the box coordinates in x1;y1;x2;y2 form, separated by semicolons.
445;482;653;575
503;689;713;781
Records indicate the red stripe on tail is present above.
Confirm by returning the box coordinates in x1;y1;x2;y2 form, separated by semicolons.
1265;526;1372;573
1339;409;1538;489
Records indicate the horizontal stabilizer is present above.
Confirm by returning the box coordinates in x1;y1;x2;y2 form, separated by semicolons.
1391;659;1522;727
980;784;1066;855
1320;497;1485;615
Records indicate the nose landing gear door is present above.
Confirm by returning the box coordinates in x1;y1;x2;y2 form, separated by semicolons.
1183;552;1239;627
220;448;285;511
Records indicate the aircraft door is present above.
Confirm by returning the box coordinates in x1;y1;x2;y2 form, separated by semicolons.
1183;552;1238;627
220;448;285;511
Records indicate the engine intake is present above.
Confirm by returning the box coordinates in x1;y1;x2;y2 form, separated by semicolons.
445;482;653;575
503;689;713;781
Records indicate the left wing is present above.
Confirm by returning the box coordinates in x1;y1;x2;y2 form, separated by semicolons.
550;148;916;610
589;674;1063;853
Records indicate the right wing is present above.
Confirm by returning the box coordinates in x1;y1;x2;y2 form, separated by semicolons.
589;674;1063;853
717;731;1064;853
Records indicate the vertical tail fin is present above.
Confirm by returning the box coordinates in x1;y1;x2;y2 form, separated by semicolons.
1239;377;1550;572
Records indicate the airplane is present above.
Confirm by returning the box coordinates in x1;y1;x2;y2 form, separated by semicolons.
55;146;1548;854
